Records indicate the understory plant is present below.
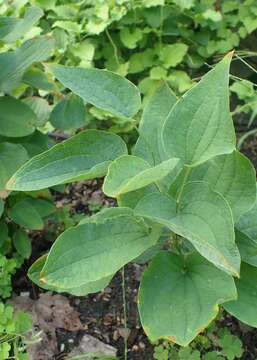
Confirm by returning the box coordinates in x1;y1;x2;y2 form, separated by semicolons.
7;52;257;347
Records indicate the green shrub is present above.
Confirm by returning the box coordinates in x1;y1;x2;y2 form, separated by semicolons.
8;53;257;347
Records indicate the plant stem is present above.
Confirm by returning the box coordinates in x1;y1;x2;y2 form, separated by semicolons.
176;166;192;206
122;267;128;360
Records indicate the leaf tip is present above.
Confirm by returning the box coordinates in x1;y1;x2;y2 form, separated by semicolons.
5;176;16;191
225;50;235;60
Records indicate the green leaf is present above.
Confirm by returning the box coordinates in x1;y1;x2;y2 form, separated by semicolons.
0;36;54;93
236;230;257;267
28;255;113;296
162;53;236;166
0;6;43;43
118;184;158;209
224;262;257;327
188;151;256;221
15;311;32;334
40;215;160;289
236;198;257;240
49;64;141;118
0;200;3;218
135;182;240;276
23;96;50;127
0;96;36;137
79;207;134;225
120;27;143;49
9;199;44;230
23;67;57;91
13;230;31;259
26;198;55;218
138;251;236;346
159;43;188;68
7;130;127;191
103;155;180;198
0;143;28;191
50;94;86;130
134;83;177;165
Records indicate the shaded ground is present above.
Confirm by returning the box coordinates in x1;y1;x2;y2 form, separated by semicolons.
12;130;257;360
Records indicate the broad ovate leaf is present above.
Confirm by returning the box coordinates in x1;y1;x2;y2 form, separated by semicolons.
50;94;86;130
135;182;240;276
0;96;36;137
40;215;160;289
0;143;28;191
134;83;177;165
9;199;44;230
139;251;236;346
224;263;257;327
49;64;141;118
162;53;236;166
103;155;181;198
29;255;113;296
7;130;127;191
189;151;256;221
0;36;54;92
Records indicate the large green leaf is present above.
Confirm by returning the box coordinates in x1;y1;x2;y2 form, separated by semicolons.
139;251;236;346
40;215;160;289
28;255;113;296
135;182;240;276
0;7;43;43
162;53;236;166
9;199;44;230
0;96;37;137
134;83;177;165
49;64;141;118
50;94;86;130
0;143;28;191
103;155;180;198
224;263;257;327
7;130;127;191
188;151;256;221
0;36;54;92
